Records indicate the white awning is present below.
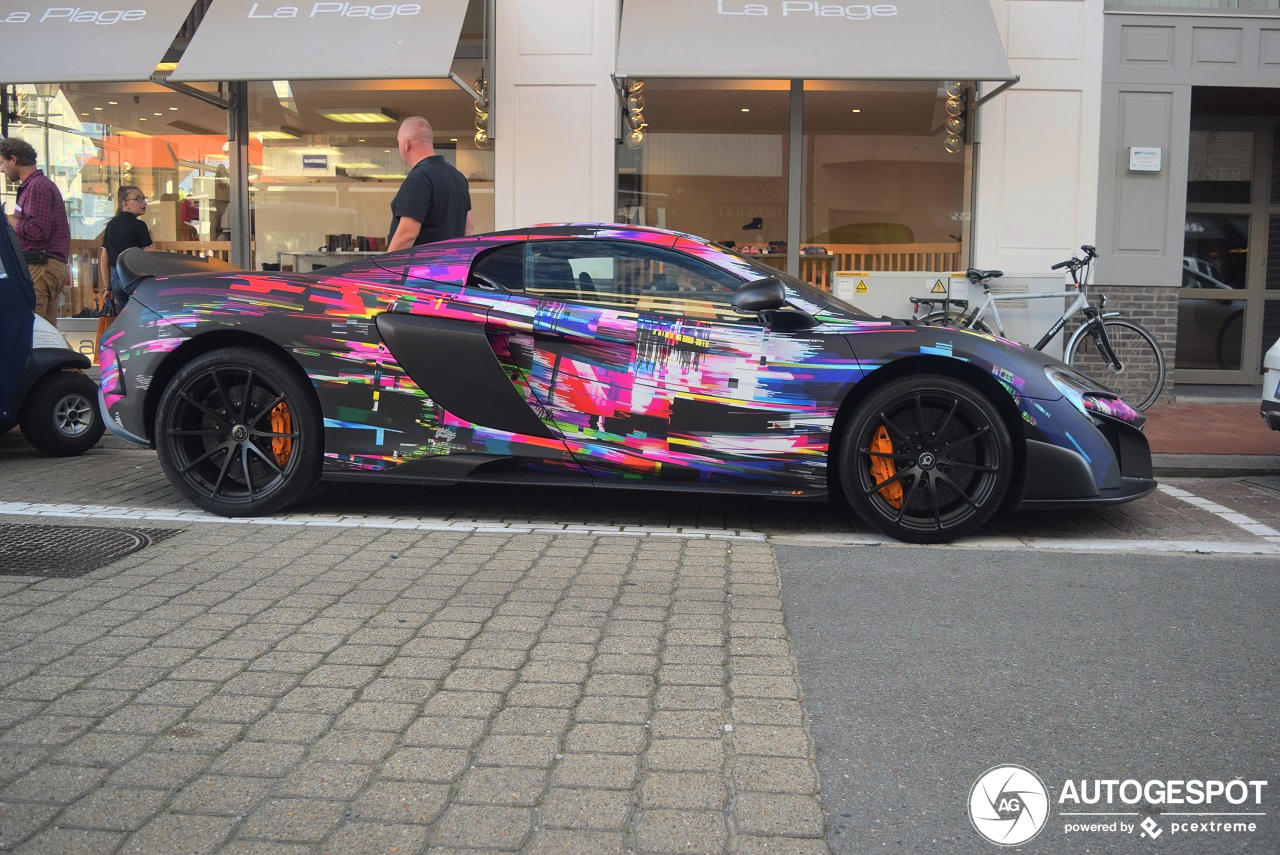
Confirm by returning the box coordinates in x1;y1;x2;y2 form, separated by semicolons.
0;1;194;83
172;0;470;82
617;0;1015;82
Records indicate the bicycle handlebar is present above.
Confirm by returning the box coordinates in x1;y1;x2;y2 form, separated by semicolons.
1050;245;1098;272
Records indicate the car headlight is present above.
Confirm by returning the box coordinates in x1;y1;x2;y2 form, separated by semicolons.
1044;366;1143;425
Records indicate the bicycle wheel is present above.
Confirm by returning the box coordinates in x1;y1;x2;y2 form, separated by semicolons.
1065;318;1166;410
919;311;992;334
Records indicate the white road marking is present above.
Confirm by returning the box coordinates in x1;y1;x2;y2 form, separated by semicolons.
1158;484;1280;546
1;500;1277;554
0;501;766;541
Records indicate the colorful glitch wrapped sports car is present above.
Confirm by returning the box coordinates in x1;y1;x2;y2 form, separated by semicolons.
99;224;1156;543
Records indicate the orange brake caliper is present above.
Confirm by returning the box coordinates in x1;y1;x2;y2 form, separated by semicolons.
869;424;903;509
270;402;293;466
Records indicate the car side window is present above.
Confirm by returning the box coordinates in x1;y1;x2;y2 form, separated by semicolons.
469;244;525;291
523;240;743;310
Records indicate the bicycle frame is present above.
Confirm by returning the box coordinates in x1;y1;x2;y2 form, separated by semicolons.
969;287;1089;351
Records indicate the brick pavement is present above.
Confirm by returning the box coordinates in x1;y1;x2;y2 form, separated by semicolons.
0;522;827;854
2;438;1280;545
4;432;1280;853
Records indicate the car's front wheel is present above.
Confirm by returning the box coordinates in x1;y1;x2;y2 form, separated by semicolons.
156;348;322;516
839;375;1012;543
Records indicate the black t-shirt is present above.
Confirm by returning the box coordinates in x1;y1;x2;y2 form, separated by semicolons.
102;211;154;268
388;154;471;246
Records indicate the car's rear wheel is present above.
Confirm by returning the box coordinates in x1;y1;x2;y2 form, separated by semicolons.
156;348;322;516
839;375;1012;543
18;371;105;456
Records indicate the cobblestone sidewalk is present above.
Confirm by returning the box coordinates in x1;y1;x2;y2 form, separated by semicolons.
0;522;827;854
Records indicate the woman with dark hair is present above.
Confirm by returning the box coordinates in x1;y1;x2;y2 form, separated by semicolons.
98;185;154;310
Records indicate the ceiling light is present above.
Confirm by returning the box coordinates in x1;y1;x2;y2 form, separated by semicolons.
740;108;750;112
316;107;399;124
357;138;365;142
139;117;147;121
450;138;458;142
93;106;103;111
851;108;861;113
80;112;88;116
154;112;163;116
168;106;178;111
108;100;118;105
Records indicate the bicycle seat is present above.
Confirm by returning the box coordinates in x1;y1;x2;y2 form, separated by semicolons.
966;268;1003;282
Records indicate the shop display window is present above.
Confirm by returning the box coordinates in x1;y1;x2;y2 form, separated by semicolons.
246;77;493;272
615;79;972;291
1;81;230;318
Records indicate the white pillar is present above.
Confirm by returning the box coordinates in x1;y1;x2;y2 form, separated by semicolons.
975;0;1104;276
493;0;621;230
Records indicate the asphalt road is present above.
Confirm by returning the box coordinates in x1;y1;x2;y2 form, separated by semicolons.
777;546;1279;854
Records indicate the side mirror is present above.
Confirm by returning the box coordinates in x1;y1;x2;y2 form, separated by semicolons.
732;276;787;313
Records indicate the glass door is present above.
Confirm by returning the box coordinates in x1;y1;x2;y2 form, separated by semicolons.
1178;119;1270;384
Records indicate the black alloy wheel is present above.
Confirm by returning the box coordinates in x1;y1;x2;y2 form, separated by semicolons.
155;348;322;516
839;375;1013;543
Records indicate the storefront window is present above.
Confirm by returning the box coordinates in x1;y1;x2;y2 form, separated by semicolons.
802;80;969;288
615;79;970;292
1;81;230;317
615;79;790;261
247;77;492;272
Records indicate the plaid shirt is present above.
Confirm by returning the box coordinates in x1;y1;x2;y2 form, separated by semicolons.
14;169;70;263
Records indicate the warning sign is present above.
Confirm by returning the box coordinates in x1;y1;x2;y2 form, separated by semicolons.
930;279;946;293
856;280;868;294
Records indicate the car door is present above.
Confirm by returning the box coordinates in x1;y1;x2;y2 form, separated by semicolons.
485;238;837;493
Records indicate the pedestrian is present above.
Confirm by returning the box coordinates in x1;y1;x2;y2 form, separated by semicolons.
0;137;71;324
98;185;155;311
386;116;472;252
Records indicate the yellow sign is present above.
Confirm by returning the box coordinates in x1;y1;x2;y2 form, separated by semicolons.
856;280;868;294
931;279;946;293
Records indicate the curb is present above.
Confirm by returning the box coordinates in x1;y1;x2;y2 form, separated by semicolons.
1152;453;1280;478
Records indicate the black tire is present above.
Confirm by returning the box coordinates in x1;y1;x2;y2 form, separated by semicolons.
1065;318;1165;411
155;348;322;517
839;375;1013;544
18;371;105;456
919;311;992;334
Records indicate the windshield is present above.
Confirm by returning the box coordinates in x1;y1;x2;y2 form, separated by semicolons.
735;256;872;319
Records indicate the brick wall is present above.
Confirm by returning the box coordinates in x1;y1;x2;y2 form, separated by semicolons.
1065;283;1178;405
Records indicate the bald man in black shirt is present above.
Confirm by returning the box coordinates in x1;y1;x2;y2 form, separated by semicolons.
386;116;473;251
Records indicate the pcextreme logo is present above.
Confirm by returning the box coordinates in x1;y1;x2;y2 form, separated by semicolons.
969;765;1270;846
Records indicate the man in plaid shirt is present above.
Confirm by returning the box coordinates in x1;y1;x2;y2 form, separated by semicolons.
1;137;70;324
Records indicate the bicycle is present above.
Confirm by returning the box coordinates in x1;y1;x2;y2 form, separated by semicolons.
908;245;1166;410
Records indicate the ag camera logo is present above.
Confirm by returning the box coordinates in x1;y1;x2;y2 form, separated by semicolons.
969;765;1050;846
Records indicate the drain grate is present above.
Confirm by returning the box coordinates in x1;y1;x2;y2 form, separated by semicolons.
0;524;183;578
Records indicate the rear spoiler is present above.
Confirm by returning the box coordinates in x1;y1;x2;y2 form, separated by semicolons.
117;247;240;294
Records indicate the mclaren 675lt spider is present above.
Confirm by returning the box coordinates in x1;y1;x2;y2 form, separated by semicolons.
98;224;1156;543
